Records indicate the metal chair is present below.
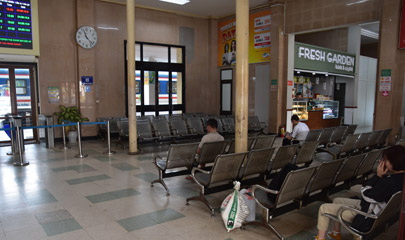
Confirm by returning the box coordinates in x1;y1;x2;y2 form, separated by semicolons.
186;117;205;135
186;152;247;216
323;191;403;240
304;129;322;142
354;132;373;153
248;116;267;133
151;142;199;196
252;135;276;150
354;149;382;181
294;141;319;166
366;130;383;150
342;124;357;140
169;118;196;138
221;117;235;134
332;154;366;192
269;144;300;173
304;159;344;204
322;134;360;159
137;120;157;142
329;126;348;146
376;128;392;148
239;148;275;181
243;167;316;240
195;140;228;166
226;137;256;153
152;119;175;141
317;127;335;148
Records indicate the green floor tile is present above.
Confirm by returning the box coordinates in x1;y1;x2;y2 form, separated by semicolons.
52;164;96;173
23;189;57;205
117;208;184;232
86;188;140;203
66;174;111;185
84;149;100;155
170;186;199;199
35;210;73;225
134;172;158;182
111;163;139;171
94;155;117;162
41;218;82;236
135;156;154;161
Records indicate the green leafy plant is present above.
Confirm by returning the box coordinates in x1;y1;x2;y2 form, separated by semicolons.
53;105;89;126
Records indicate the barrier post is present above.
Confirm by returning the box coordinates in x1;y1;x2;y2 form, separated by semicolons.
13;124;29;166
75;122;88;158
60;125;71;150
103;120;116;155
6;121;18;155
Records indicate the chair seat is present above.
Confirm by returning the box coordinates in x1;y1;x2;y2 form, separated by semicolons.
195;171;210;186
327;145;342;154
156;159;167;170
254;187;275;209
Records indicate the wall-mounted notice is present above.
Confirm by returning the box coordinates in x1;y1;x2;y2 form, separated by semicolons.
48;86;59;104
380;69;391;92
271;79;278;91
0;0;33;49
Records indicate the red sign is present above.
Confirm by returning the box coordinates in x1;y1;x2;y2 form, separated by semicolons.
383;91;389;97
400;0;405;48
288;80;293;86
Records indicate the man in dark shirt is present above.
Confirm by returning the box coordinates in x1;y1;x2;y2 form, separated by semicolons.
315;145;405;240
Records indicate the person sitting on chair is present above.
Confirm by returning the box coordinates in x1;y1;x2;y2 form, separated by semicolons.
282;114;309;146
314;145;405;240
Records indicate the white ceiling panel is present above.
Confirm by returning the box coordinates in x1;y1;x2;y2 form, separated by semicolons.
104;0;270;18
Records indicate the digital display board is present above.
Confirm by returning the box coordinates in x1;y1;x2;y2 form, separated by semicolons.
0;0;32;50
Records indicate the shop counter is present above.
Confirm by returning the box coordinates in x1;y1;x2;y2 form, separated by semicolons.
304;110;341;130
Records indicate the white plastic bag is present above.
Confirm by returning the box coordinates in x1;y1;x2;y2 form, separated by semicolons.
240;188;256;222
220;181;249;232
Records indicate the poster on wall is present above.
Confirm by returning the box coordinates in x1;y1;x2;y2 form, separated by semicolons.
217;10;271;67
380;69;391;93
47;86;59;104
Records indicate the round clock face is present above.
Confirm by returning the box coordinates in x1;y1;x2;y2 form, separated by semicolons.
76;26;98;49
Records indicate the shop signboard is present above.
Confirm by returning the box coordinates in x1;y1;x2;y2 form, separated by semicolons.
294;42;356;76
217;10;271;66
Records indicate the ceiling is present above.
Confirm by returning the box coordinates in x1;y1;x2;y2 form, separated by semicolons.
106;0;270;18
360;22;379;45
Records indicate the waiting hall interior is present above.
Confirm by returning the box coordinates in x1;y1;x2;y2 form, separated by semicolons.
0;0;404;239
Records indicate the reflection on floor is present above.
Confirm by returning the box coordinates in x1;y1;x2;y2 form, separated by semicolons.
0;140;398;240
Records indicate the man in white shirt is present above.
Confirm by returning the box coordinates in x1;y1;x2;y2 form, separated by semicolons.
185;119;224;180
197;118;224;153
282;114;309;146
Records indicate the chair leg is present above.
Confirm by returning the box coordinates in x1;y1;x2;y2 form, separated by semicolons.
186;192;215;216
243;209;285;240
151;168;170;196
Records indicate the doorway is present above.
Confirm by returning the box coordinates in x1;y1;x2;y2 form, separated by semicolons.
0;64;37;143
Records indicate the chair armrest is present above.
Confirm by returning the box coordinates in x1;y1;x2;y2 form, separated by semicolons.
191;167;210;177
252;184;278;196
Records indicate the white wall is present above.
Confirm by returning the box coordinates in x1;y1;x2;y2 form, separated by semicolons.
356;56;377;128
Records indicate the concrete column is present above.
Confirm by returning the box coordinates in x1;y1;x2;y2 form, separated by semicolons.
375;0;405;143
269;3;288;133
235;0;249;153
127;0;137;154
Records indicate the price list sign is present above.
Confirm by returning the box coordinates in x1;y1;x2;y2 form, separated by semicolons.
0;0;32;49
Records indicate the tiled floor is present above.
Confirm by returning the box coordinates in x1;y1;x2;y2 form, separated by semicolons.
0;139;398;240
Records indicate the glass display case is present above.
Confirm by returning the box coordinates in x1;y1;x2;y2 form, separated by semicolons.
292;101;308;120
314;100;339;119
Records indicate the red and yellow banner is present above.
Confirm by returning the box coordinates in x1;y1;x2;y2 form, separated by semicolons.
217;9;271;67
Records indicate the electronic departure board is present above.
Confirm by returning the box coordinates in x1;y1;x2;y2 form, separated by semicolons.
0;0;32;50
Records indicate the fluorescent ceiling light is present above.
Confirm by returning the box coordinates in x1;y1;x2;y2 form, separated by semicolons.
346;0;369;6
159;0;190;5
361;28;379;39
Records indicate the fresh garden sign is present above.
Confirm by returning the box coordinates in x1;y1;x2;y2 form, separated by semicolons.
294;42;355;76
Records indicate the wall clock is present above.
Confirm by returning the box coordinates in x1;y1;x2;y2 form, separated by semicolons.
76;26;98;49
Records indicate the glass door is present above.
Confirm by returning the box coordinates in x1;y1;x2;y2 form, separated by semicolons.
0;65;37;143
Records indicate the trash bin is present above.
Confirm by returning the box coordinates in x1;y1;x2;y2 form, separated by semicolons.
45;116;55;149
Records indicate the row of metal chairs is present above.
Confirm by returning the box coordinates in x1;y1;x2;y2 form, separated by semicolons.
244;148;391;240
151;140;319;196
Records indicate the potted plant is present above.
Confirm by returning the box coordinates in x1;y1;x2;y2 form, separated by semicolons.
54;105;89;143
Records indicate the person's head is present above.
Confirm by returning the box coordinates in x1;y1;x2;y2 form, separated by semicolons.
382;145;405;172
206;119;218;133
291;115;300;126
231;40;236;51
296;92;303;100
224;43;229;53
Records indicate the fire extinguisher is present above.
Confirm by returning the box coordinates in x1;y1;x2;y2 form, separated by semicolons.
280;127;285;138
